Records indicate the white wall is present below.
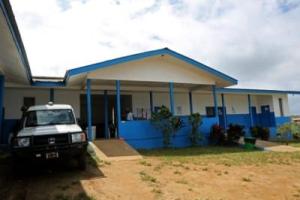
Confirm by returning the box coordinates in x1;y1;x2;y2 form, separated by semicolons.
272;94;289;117
3;87;291;120
192;93;214;114
4;88;49;119
223;94;249;114
54;89;81;118
87;56;216;85
255;95;274;113
131;92;151;119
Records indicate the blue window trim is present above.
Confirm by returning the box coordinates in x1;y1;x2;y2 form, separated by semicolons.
63;48;238;85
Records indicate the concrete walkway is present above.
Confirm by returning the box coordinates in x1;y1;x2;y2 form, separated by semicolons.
89;139;142;161
240;138;300;152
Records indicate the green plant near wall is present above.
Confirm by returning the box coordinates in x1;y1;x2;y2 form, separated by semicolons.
277;122;300;144
250;126;270;141
188;113;203;146
227;124;245;144
151;106;183;147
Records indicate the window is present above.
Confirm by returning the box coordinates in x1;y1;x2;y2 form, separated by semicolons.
206;107;215;117
23;97;35;108
279;98;284;116
24;109;75;127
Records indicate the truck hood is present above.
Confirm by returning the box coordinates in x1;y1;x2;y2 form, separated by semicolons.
17;124;83;137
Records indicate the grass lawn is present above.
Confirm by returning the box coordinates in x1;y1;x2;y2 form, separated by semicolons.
139;146;300;166
288;141;300;147
270;139;300;148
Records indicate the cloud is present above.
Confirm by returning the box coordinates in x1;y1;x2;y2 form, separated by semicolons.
9;0;300;114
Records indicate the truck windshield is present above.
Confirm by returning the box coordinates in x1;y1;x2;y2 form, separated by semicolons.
25;109;76;127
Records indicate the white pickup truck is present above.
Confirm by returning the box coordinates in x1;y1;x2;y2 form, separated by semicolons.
11;103;87;170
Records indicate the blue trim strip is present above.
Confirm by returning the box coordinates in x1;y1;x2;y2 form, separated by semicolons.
0;0;32;83
169;82;175;114
116;80;121;138
221;93;227;129
63;48;237;85
104;90;108;139
212;85;219;122
217;88;300;95
31;81;65;87
0;75;4;143
189;91;193;114
248;94;253;128
149;91;154;113
86;79;92;141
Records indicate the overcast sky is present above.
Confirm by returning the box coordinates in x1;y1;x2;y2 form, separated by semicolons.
10;0;300;114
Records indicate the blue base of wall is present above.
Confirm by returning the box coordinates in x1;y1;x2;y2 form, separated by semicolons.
119;117;218;149
0;116;293;147
1;119;18;144
119;115;293;149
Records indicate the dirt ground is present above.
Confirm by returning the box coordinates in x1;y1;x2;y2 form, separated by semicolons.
1;148;300;200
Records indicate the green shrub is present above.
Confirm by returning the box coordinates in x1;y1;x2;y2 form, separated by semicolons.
227;124;245;144
188;113;203;146
277;122;300;143
151;105;183;147
209;124;225;145
250;126;270;140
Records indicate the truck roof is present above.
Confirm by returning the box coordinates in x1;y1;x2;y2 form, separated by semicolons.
27;104;73;111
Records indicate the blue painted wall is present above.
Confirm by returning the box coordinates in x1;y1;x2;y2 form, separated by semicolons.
1;119;18;144
119;116;218;149
1;115;292;146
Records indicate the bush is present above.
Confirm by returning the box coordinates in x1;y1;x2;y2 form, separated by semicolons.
209;124;225;145
250;126;270;141
227;124;245;144
188;113;203;146
277;122;300;143
151;105;183;147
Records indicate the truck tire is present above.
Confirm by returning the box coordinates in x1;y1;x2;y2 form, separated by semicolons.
77;153;86;170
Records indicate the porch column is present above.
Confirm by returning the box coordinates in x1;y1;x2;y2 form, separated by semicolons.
86;79;93;141
248;94;254;127
189;91;193;114
212;85;219;123
169;82;175;115
0;75;4;143
150;91;154;113
49;88;54;102
116;80;121;138
221;93;227;129
104;90;109;139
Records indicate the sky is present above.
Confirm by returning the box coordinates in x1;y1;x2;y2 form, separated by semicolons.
10;0;300;114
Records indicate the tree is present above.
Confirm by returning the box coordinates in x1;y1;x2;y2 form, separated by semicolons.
151;106;183;147
188;113;203;146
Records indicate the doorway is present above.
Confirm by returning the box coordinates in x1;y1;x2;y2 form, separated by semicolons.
80;94;132;139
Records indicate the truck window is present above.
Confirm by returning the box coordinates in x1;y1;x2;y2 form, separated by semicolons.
25;109;75;127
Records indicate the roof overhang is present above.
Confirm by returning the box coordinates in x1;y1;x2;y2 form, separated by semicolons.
217;88;300;95
0;0;32;85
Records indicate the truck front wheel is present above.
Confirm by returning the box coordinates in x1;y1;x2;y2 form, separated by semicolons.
77;152;86;170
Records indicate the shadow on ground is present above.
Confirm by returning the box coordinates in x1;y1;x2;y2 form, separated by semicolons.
0;152;104;200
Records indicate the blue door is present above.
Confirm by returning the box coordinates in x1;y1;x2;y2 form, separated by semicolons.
261;105;271;127
251;107;257;126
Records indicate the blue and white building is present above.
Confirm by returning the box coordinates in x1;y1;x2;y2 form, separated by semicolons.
1;0;299;149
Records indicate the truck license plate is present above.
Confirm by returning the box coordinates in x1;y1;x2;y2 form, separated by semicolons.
46;152;59;159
